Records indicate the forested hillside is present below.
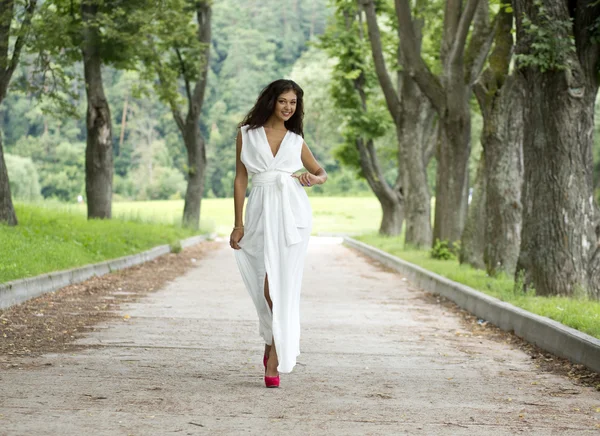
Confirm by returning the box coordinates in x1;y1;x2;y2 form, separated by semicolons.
2;0;371;203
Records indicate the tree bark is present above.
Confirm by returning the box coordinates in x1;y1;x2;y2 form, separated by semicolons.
514;0;600;298
0;135;17;225
471;6;524;276
400;82;435;247
480;74;524;276
460;152;486;268
356;137;405;236
379;192;404;235
81;1;113;219
434;110;471;244
0;0;37;225
182;118;207;229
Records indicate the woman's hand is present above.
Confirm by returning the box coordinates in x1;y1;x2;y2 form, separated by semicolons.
292;172;323;187
230;228;244;250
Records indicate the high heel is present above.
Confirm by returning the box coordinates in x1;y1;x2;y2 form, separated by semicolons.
264;375;280;388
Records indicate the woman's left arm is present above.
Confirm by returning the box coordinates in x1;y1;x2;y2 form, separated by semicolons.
294;142;328;187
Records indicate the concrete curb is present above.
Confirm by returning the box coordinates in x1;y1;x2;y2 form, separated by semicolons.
0;234;212;310
344;237;600;374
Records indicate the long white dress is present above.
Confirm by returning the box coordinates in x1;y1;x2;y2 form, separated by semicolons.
234;125;312;374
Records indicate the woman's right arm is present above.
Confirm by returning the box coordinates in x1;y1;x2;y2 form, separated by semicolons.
230;130;248;250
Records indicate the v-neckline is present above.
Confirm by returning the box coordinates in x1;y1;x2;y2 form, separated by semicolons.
261;126;290;159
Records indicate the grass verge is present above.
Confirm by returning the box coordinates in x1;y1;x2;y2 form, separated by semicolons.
355;234;600;340
0;203;205;284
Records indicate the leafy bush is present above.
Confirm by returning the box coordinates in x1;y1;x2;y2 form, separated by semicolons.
430;239;460;260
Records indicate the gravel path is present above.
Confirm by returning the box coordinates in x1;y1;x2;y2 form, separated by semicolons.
1;237;599;435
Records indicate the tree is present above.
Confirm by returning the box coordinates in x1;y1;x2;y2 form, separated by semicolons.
360;0;437;246
472;5;524;276
372;0;494;245
320;0;405;235
142;0;211;229
34;0;153;219
0;0;37;225
80;0;113;219
514;0;600;298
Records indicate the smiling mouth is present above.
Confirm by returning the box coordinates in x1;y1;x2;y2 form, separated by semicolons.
282;112;292;117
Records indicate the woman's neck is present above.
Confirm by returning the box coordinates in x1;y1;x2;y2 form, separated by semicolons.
264;116;286;131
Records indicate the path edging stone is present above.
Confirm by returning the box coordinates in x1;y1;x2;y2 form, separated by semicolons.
344;237;600;374
0;234;212;310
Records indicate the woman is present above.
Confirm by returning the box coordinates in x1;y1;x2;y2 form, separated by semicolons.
230;79;327;388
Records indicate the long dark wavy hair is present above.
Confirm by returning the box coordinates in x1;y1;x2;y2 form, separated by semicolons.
239;79;304;137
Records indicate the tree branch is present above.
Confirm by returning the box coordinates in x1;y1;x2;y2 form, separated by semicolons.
175;47;193;110
189;1;211;118
150;39;184;132
391;0;446;113
8;0;37;77
465;0;496;85
359;0;401;122
448;0;480;67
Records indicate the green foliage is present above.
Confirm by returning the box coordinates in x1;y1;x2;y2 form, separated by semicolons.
0;203;204;283
8;135;85;201
356;234;600;340
317;0;394;179
4;154;42;201
430;239;460;260
516;0;575;72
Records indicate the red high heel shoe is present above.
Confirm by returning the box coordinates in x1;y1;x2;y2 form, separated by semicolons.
264;375;280;388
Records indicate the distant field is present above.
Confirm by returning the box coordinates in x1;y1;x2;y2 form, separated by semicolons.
60;197;383;236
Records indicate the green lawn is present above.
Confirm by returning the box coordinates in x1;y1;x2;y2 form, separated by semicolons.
0;203;204;284
355;234;600;340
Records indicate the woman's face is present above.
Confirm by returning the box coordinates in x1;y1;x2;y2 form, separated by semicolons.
273;90;297;123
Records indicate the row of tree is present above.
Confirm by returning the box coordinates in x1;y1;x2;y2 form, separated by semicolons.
321;0;599;299
0;0;211;229
0;0;337;225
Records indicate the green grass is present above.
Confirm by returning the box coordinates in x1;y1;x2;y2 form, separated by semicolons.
58;197;383;236
0;203;205;284
355;234;600;340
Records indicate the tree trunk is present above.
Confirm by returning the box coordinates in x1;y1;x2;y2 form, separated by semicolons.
182;120;207;229
82;1;113;219
0;0;37;225
179;2;211;229
460;152;486;268
380;195;404;235
0;135;17;225
361;1;430;244
471;6;524;276
514;0;600;298
482;74;524;276
356;138;405;236
433;107;471;244
401;85;434;247
385;0;492;246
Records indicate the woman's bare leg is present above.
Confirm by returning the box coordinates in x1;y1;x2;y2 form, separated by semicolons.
264;274;278;376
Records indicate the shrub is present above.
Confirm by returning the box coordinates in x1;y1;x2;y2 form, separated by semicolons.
430;239;460;261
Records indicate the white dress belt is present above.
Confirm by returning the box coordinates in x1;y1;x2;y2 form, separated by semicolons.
252;171;301;246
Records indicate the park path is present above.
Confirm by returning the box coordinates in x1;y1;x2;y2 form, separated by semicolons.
0;237;599;435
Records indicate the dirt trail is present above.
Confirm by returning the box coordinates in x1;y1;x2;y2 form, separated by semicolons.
0;237;598;435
